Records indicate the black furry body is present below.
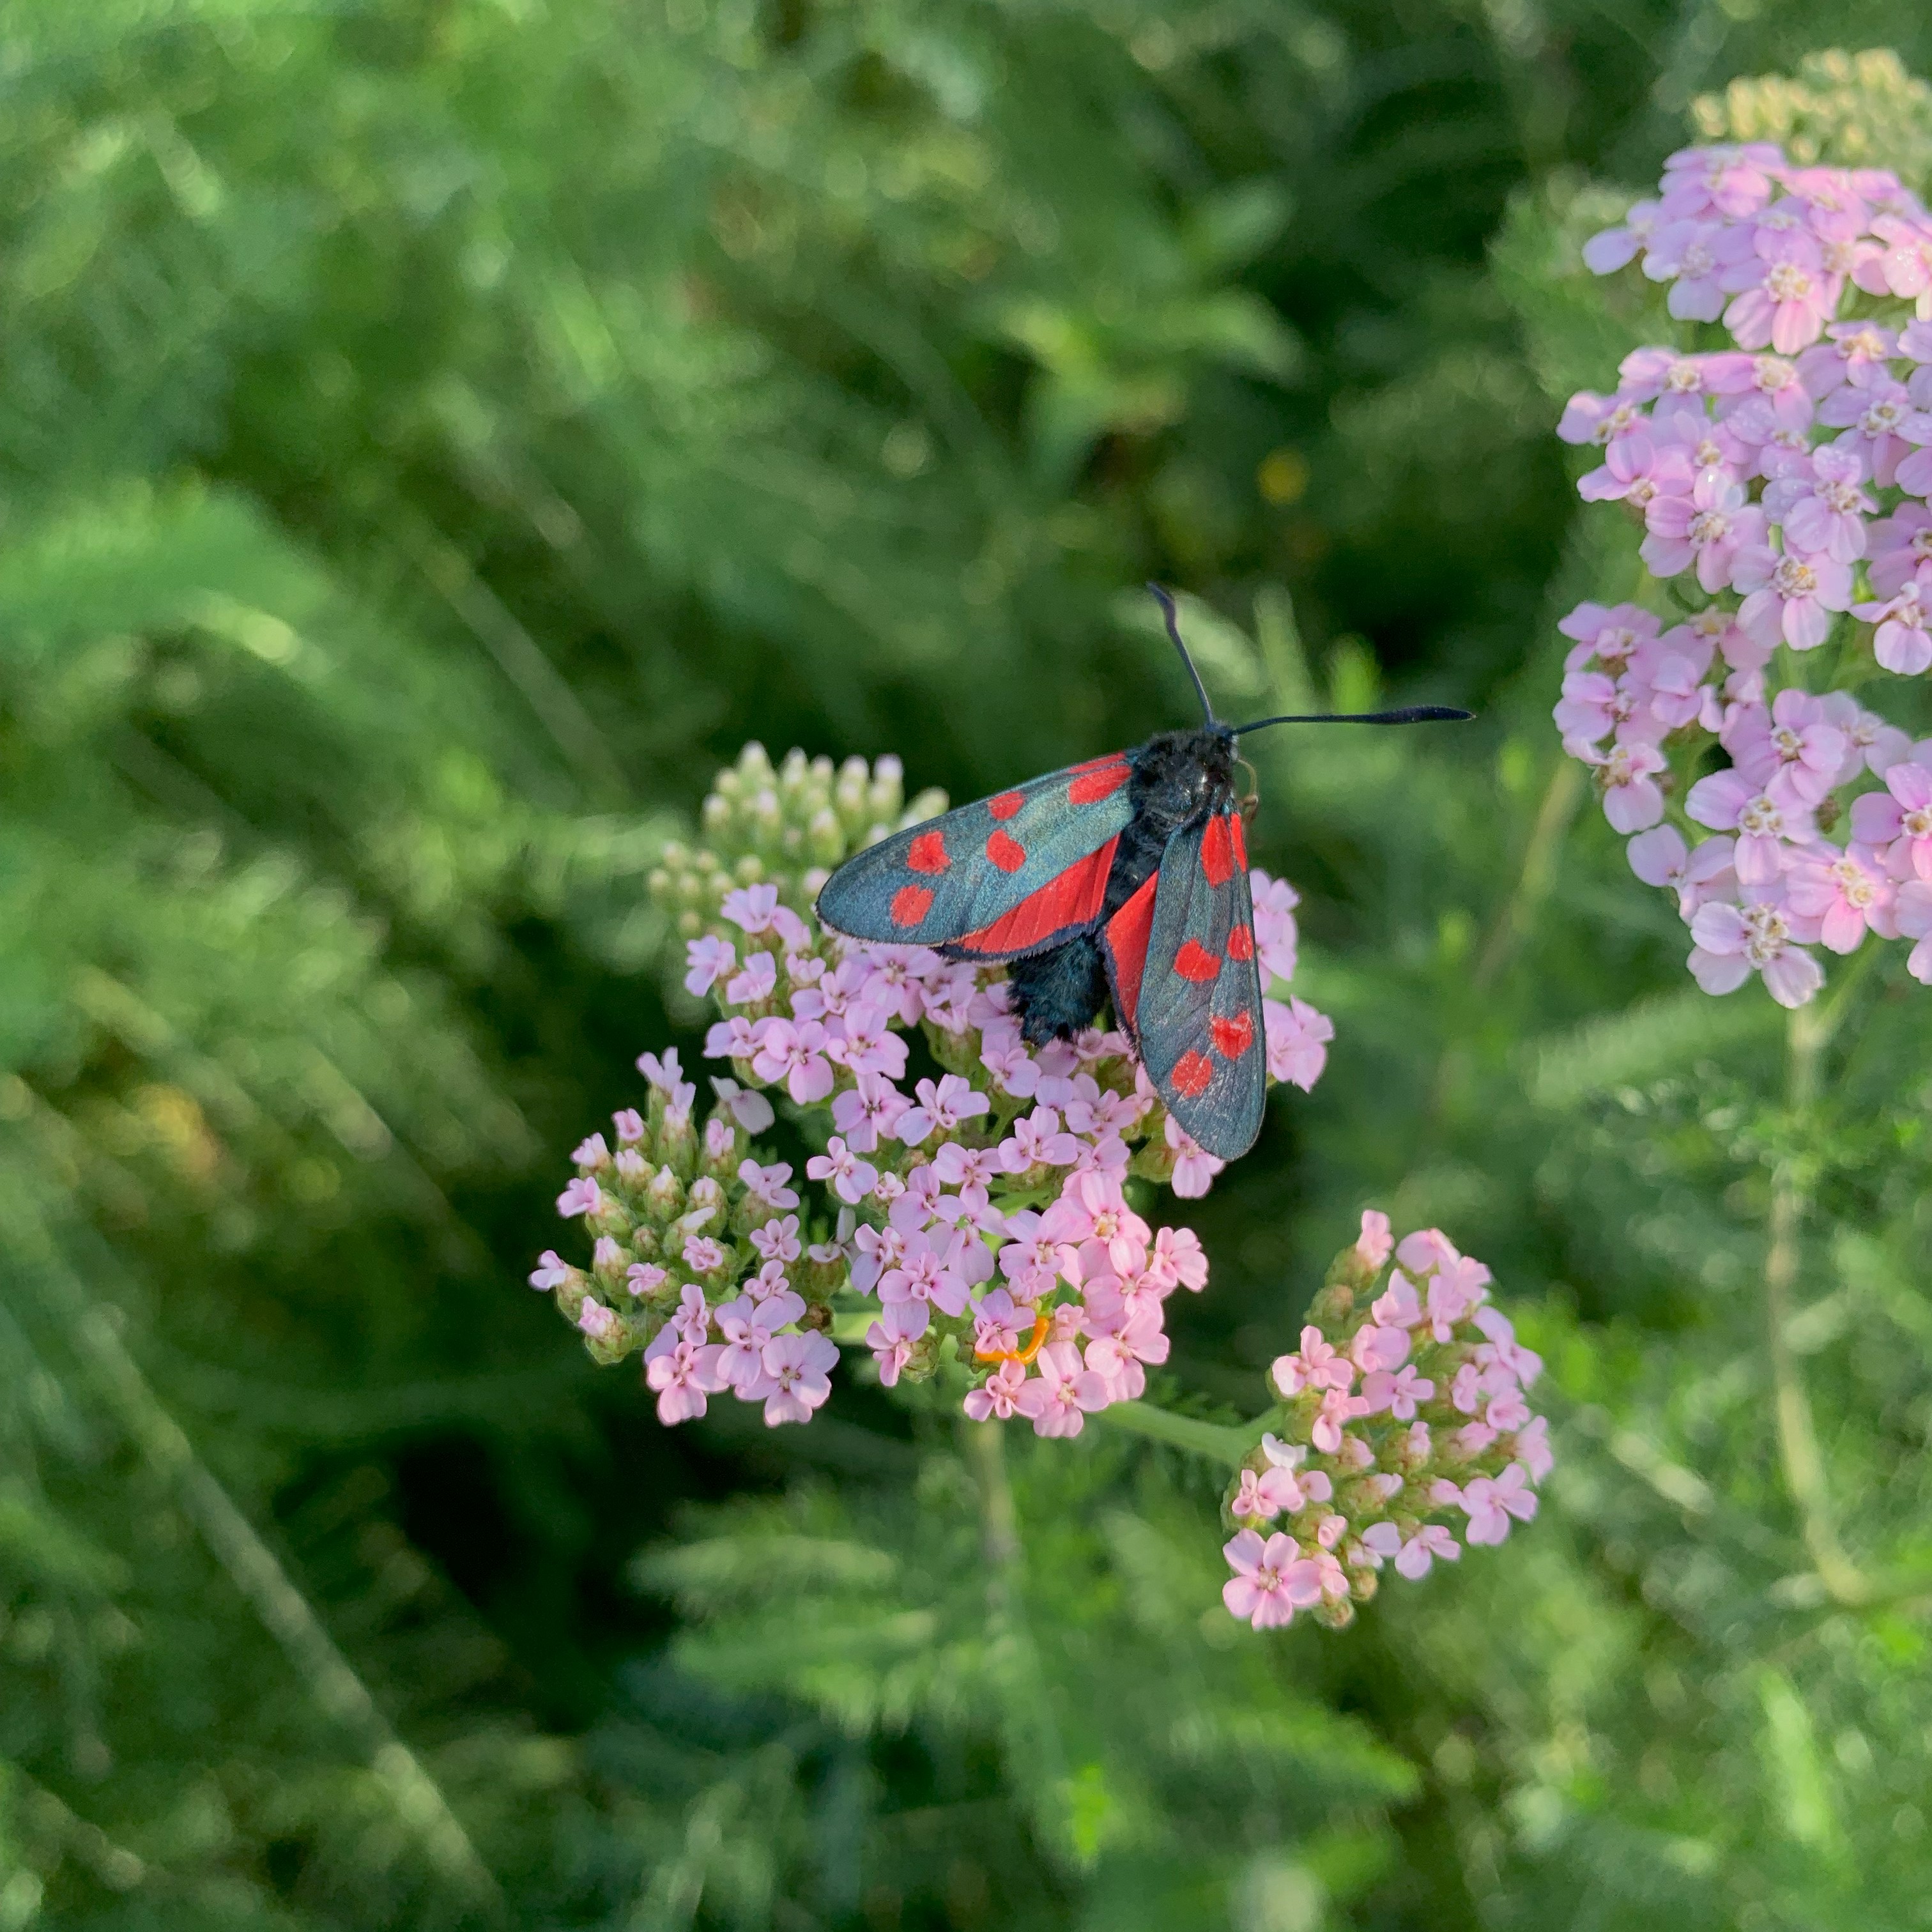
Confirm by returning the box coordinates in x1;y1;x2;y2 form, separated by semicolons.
1002;725;1238;1045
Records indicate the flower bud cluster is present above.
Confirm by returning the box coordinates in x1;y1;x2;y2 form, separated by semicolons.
535;742;1335;1430
530;1047;848;1425
1559;142;1932;1006
647;742;945;942
1220;1213;1551;1632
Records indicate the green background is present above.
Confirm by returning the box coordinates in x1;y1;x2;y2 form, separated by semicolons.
3;3;1931;1926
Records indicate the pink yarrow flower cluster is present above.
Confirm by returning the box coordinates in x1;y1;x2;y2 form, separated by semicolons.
1221;1213;1550;1632
1561;144;1932;1006
532;747;1335;1434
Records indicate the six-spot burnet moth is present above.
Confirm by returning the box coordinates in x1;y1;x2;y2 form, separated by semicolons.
815;587;1471;1160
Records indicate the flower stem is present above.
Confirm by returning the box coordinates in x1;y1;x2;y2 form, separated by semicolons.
1765;1002;1870;1609
1090;1397;1258;1466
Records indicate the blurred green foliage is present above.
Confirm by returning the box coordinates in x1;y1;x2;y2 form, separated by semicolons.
5;1;1932;1926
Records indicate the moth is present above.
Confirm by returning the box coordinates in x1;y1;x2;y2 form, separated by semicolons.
815;588;1469;1160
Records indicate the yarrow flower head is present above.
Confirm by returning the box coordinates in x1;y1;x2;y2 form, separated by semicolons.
530;742;1334;1434
1219;1213;1550;1632
1561;143;1932;1005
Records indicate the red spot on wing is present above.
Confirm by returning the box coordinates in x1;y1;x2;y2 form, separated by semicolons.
956;836;1121;956
985;829;1027;872
988;792;1025;820
907;830;950;874
1199;813;1235;887
1103;873;1158;1033
1211;1011;1254;1059
1068;760;1130;804
891;885;934;927
1230;811;1248;868
1226;923;1255;961
1171;1049;1213;1098
1173;939;1220;983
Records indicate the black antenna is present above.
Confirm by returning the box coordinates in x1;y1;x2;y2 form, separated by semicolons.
1147;583;1215;724
1230;705;1473;733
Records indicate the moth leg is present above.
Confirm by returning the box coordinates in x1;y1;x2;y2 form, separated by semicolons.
1008;933;1108;1045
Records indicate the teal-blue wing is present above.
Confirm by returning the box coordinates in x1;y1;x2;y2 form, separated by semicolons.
815;752;1135;960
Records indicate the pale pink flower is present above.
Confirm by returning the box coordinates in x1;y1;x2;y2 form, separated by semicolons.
1577;423;1692;511
1148;1224;1208;1292
1732;541;1854;650
1684;770;1808;884
1394;1524;1460;1580
963;1356;1029;1420
556;1177;602;1219
626;1262;668;1298
1689;898;1824;1008
1222;1529;1324;1629
1797;320;1898;398
1310;1388;1372;1454
1558;601;1664;674
1459;1466;1540;1545
759;1331;838;1425
1261;995;1332;1089
1894;880;1932;981
748;1215;802;1265
576;1300;620;1342
1762;444;1874;561
1229;1467;1293;1522
1160;1115;1223;1198
1855;574;1932;675
705;1015;758;1061
1869;211;1932;304
738;1158;799;1210
895;1072;989;1144
1582;197;1662;274
866;1300;928;1388
684;934;736;996
806;1135;878;1205
999;1105;1080;1171
1016;1340;1108;1437
1658;146;1779;224
1362;1363;1435;1420
1722;236;1838;353
1513;1414;1554;1482
1082;1308;1168;1402
1354;1209;1393;1271
749;1018;836;1104
1641;464;1759;589
1724;691;1848;805
1850;759;1932;878
1558;390;1645;448
1062;1077;1150;1138
1820;376;1923;487
1248;868;1301;983
719;884;781;933
1271;1324;1353;1398
829;1073;910;1153
1866;505;1932;597
1642;217;1757;320
1710;349;1813;431
645;1339;726;1425
1786;846;1894;953
877;1232;969;1319
528;1250;573;1291
714;1291;805;1392
1587;739;1667;833
1350;1322;1410;1374
722;951;777;1007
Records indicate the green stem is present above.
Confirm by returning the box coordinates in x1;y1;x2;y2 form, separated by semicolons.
1765;1002;1871;1609
1473;758;1584;990
1089;1398;1259;1467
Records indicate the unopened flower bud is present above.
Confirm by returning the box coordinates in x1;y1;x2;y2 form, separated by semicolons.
644;1167;686;1222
